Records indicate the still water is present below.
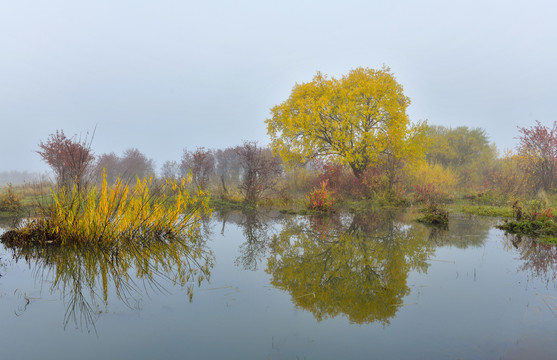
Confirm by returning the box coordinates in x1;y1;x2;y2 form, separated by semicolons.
0;210;556;359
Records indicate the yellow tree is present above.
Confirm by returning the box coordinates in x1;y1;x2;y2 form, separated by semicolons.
266;67;427;179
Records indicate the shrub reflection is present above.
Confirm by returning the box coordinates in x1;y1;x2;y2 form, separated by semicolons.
503;234;557;285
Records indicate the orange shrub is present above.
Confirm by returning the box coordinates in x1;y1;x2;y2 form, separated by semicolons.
306;180;334;211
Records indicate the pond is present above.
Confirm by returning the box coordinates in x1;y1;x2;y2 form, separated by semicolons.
0;210;556;359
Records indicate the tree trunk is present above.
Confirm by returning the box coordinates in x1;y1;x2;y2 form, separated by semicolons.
220;174;228;196
350;163;365;178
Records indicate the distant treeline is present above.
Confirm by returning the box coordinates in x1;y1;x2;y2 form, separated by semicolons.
21;120;557;208
0;170;42;185
92;142;281;204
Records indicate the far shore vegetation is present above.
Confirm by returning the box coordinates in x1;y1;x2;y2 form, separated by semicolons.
2;67;557;246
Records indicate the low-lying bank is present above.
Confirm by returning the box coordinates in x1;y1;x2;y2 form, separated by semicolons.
497;218;557;245
452;204;513;218
4;183;557;247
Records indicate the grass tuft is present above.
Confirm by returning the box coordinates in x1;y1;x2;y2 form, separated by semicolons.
1;172;209;247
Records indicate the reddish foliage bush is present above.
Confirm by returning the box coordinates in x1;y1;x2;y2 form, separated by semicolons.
312;161;384;199
414;183;437;203
529;208;553;221
517;120;557;192
318;163;344;190
37;130;95;190
306;180;334;211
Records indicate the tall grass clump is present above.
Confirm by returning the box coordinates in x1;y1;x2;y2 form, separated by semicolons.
2;171;210;246
497;201;557;243
414;183;449;226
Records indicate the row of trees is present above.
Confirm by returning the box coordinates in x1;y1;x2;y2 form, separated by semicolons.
265;66;557;200
94;149;155;184
36;120;557;207
35;66;557;205
36;131;283;204
37;131;156;190
161;144;282;203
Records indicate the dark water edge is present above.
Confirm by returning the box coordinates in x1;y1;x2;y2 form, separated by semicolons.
0;211;556;360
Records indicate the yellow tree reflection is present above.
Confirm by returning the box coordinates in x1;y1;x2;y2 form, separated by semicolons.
267;212;433;325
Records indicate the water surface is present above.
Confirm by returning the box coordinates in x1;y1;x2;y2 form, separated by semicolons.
0;211;556;359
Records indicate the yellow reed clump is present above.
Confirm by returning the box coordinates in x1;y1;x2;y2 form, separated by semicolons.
7;171;210;246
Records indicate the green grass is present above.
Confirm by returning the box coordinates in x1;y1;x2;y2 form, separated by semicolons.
497;218;557;245
415;203;449;226
209;198;256;211
452;204;513;218
0;182;51;217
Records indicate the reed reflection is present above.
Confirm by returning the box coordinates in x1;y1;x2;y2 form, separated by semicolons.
2;234;213;333
266;211;434;325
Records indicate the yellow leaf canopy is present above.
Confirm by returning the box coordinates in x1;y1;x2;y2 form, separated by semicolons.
266;66;426;177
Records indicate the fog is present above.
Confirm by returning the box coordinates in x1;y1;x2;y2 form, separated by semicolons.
1;0;556;171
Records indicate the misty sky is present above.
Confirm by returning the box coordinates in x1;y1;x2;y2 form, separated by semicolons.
1;0;556;172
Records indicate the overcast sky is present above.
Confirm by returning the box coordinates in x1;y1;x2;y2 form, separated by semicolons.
1;0;556;172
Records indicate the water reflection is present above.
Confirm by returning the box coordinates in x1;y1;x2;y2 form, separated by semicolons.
427;213;492;248
2;234;213;333
503;234;557;286
215;209;284;271
266;211;434;325
0;214;21;230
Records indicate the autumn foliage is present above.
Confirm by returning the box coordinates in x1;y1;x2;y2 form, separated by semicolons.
266;67;427;181
306;180;334;211
37;130;95;191
517;120;557;192
0;184;21;213
406;161;458;197
3;172;209;246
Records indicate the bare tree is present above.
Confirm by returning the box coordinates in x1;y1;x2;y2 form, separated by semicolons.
181;147;215;190
37;130;95;191
119;148;155;180
236;141;282;204
215;147;242;196
94;152;121;184
160;160;180;180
